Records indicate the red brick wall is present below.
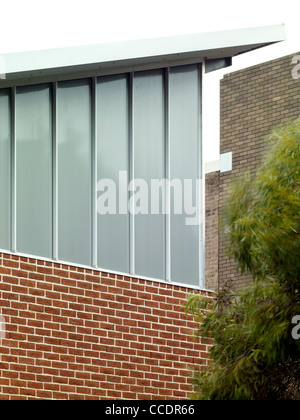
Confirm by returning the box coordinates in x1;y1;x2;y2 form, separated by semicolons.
0;252;212;400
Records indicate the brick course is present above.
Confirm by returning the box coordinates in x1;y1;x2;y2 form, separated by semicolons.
0;252;212;400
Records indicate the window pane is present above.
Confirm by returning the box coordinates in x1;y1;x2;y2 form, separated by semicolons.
97;74;129;272
57;79;92;266
134;69;166;279
0;89;11;250
169;65;200;286
16;84;52;258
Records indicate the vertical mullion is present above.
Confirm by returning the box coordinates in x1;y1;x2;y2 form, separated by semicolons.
165;68;171;282
199;63;205;289
129;72;135;275
52;81;58;260
91;77;97;268
11;86;16;253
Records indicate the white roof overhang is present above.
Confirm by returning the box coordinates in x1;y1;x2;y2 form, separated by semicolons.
0;24;285;85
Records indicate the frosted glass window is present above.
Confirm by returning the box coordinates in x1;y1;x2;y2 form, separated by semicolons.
169;65;200;286
0;89;11;250
16;84;52;257
134;70;166;279
97;74;130;272
57;79;92;266
0;65;203;287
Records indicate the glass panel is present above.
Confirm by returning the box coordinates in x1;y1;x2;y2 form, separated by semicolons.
57;79;92;266
0;89;11;250
134;69;166;279
97;74;129;272
169;65;200;286
16;84;52;257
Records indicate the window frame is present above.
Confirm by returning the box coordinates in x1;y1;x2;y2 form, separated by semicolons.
0;61;206;290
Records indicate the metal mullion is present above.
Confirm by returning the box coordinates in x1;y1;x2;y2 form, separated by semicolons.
198;63;205;289
164;68;171;282
129;72;135;276
11;87;16;253
52;81;58;260
91;77;97;268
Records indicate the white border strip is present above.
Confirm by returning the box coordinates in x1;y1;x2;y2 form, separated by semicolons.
0;248;214;293
52;81;58;260
91;77;98;268
11;87;17;253
199;63;205;289
129;72;135;276
165;67;171;282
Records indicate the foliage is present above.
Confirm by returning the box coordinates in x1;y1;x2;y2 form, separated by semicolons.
224;119;300;288
186;118;300;400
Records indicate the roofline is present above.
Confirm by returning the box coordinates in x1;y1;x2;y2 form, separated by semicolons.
0;24;285;82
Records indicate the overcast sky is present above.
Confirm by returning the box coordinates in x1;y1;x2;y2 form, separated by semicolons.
0;0;298;54
1;0;299;161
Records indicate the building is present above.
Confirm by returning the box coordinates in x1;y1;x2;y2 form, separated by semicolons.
205;50;300;293
0;26;285;399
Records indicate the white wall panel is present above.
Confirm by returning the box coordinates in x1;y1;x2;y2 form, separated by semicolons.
57;79;92;266
169;65;200;286
16;84;52;257
0;90;11;250
134;69;166;279
97;74;130;272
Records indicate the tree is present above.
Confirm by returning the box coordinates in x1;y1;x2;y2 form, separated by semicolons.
186;118;300;400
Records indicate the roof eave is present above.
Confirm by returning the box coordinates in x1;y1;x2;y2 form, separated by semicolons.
0;24;285;83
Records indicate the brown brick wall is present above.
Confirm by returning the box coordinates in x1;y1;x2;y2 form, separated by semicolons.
205;172;219;292
219;52;300;291
0;252;212;400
